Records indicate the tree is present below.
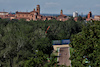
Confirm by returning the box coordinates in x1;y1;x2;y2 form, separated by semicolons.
70;21;100;67
78;15;83;21
24;51;48;67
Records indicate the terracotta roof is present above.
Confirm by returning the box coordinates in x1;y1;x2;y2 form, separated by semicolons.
30;11;38;13
8;14;15;17
37;5;40;6
95;15;100;17
42;16;47;18
58;14;67;17
16;17;30;19
0;12;8;13
37;14;42;16
16;12;30;14
46;16;53;18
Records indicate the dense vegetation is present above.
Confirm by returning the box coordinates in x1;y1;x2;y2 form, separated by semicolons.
70;21;100;67
0;18;84;67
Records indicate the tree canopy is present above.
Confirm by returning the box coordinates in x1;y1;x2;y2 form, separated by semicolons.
70;21;100;67
0;18;84;67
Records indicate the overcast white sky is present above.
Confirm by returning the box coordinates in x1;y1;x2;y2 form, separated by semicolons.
0;0;100;15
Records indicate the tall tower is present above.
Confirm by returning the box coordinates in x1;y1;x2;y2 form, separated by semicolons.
36;5;40;15
60;9;63;15
34;8;35;11
88;11;92;19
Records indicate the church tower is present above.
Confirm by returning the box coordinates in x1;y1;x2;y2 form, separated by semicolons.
88;11;92;19
36;5;40;15
60;9;63;15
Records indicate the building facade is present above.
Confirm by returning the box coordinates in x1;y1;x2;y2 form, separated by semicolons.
86;11;93;21
87;11;92;19
0;5;70;21
0;12;15;19
94;15;100;21
0;12;8;15
57;9;68;21
16;5;42;21
73;11;78;17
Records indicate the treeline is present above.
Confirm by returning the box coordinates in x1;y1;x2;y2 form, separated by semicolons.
70;21;100;67
0;18;84;67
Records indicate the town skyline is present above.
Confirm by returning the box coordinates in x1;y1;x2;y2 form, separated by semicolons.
0;0;100;15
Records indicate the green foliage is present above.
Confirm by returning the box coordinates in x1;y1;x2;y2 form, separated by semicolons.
0;19;83;66
78;15;83;21
70;21;100;67
24;51;48;67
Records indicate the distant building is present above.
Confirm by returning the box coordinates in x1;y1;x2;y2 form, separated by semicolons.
74;17;78;22
57;9;68;21
73;11;78;17
0;12;9;19
86;11;93;21
94;15;100;21
0;12;9;15
0;5;70;21
87;11;92;19
0;12;15;20
15;5;55;21
16;5;42;21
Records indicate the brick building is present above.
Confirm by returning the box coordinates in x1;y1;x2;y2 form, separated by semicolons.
94;15;100;21
87;11;92;19
86;11;93;21
15;5;55;21
0;5;70;21
57;9;68;21
0;12;15;20
16;5;43;21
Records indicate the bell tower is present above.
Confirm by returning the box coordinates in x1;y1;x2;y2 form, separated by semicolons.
88;11;92;19
36;5;40;15
60;9;63;15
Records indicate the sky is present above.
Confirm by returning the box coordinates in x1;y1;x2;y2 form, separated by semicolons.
0;0;100;15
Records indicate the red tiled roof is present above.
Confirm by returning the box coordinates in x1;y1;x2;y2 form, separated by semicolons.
42;16;47;18
58;14;67;17
0;12;8;13
30;11;38;13
46;16;53;18
95;15;100;17
16;12;30;14
8;14;15;17
16;17;30;19
37;14;42;16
